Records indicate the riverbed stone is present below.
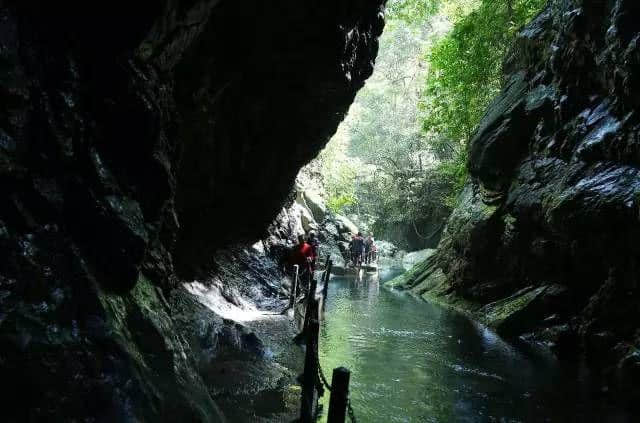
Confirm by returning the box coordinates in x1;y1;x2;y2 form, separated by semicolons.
478;284;568;337
402;249;435;271
303;190;327;223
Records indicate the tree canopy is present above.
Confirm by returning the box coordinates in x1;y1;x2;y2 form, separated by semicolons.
423;0;547;143
385;0;441;23
317;0;546;249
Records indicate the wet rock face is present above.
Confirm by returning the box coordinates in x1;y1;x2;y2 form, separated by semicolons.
0;1;384;421
398;0;640;392
0;0;384;288
173;0;385;273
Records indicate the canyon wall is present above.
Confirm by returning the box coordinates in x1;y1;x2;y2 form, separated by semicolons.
390;0;640;396
0;1;384;420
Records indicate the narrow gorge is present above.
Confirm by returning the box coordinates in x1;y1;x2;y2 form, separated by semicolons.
2;0;640;422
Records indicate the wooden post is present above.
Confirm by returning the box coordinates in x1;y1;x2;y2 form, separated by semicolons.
300;319;320;422
327;367;351;423
323;255;330;282
304;270;318;332
322;259;332;311
302;296;319;335
308;269;317;301
297;269;319;339
289;264;299;308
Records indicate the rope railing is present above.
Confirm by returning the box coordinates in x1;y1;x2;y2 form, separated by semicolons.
348;400;357;423
292;256;357;423
315;353;357;422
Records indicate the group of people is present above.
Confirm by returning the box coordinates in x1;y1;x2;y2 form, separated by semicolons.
287;230;377;274
349;232;376;266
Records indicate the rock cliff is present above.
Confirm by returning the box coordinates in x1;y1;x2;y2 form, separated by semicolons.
389;0;640;396
0;1;384;421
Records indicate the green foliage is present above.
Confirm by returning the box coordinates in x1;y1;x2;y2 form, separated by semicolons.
423;0;547;143
318;0;546;247
385;0;441;23
318;128;360;214
327;194;357;215
418;0;545;203
433;150;468;208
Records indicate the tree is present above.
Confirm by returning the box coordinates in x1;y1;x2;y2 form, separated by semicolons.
420;0;546;204
385;0;441;23
423;0;547;144
316;0;546;249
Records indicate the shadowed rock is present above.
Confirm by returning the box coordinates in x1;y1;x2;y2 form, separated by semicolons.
387;0;640;400
0;1;384;420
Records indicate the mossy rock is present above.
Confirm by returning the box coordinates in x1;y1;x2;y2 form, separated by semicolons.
478;284;568;337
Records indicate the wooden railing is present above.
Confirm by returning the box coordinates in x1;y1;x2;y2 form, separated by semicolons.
292;256;356;423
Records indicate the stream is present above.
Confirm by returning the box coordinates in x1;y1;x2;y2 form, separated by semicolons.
317;269;630;422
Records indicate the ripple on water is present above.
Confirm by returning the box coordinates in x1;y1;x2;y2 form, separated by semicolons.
318;276;631;423
347;332;369;349
368;326;416;337
447;363;505;382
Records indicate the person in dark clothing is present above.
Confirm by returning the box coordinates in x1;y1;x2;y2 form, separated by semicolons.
308;231;320;270
364;232;375;264
352;232;365;265
348;234;356;265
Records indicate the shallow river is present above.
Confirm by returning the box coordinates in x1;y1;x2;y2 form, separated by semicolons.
317;270;630;422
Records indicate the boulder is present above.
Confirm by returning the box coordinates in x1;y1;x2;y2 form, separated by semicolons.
323;221;340;239
299;205;318;233
303;190;327;222
375;240;398;257
479;284;569;337
402;249;435;271
334;214;358;235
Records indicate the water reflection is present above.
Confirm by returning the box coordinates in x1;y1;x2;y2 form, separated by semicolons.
317;272;630;422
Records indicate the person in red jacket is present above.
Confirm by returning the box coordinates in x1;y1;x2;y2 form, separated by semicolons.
287;235;314;294
289;234;315;272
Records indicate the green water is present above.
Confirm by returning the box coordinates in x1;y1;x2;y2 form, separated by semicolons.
317;271;630;422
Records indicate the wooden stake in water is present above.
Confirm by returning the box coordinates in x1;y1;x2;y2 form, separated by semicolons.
300;319;320;422
327;367;351;423
322;258;332;311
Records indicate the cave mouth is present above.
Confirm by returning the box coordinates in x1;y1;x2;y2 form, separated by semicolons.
170;0;385;278
0;1;387;421
302;6;453;253
2;0;640;421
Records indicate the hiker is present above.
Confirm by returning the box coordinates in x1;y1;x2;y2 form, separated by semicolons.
352;232;365;265
308;231;320;270
348;234;356;265
365;233;375;264
289;234;314;275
